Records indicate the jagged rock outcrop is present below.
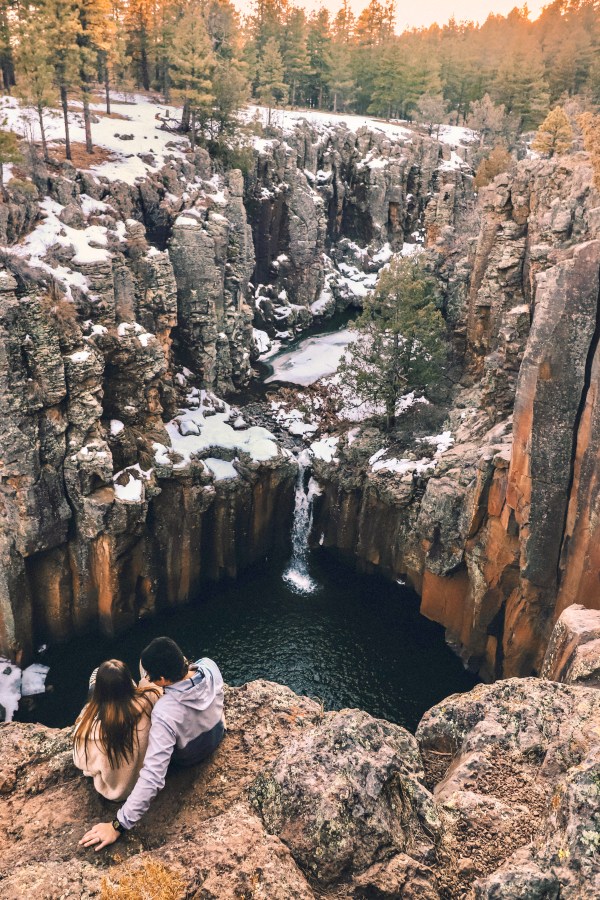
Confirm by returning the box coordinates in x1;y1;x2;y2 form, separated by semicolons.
2;677;600;899
250;709;441;885
0;110;475;661
541;603;600;686
246;119;472;331
311;151;600;681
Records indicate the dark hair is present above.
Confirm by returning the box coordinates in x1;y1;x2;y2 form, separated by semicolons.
141;637;187;683
73;660;158;769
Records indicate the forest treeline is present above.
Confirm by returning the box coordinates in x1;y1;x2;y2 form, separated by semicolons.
0;0;599;161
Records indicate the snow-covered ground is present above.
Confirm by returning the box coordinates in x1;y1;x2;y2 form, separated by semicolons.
149;388;282;488
247;105;477;149
0;658;49;722
368;431;455;477
0;92;189;185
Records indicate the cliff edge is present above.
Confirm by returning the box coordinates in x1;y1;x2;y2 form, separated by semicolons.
2;673;600;899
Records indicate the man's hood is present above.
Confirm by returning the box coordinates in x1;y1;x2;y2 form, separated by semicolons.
163;657;223;711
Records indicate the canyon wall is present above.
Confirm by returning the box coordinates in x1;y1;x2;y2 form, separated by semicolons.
0;114;468;659
312;151;600;681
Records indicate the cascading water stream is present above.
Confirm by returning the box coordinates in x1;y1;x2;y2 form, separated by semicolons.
283;453;322;594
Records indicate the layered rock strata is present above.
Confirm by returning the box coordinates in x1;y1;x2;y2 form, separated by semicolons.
2;676;600;899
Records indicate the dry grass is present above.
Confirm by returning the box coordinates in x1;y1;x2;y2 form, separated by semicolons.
50;141;117;168
100;859;187;900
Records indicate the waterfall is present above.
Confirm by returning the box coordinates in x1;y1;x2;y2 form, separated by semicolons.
283;454;322;594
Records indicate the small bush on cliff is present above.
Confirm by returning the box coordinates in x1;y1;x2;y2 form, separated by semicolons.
474;146;513;189
532;107;573;158
0;122;22;200
339;256;446;431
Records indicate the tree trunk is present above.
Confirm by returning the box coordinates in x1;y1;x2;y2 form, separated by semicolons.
190;108;196;149
291;81;296;107
104;62;111;115
141;44;150;90
82;88;93;154
60;85;72;160
333;91;338;114
0;160;5;200
162;61;169;102
181;99;190;132
268;104;272;126
37;103;49;162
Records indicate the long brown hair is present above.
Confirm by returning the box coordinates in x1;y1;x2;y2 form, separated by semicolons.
74;659;159;769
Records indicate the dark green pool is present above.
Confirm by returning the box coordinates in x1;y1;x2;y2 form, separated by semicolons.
18;551;477;732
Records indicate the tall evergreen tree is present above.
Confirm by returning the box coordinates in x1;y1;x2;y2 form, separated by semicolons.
257;37;287;125
281;8;311;107
15;11;56;162
0;0;15;92
171;2;215;148
124;0;153;89
43;0;82;160
329;41;355;113
77;0;113;153
339;256;445;431
306;9;332;109
494;40;549;131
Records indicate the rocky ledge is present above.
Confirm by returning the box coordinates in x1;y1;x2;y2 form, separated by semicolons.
1;673;600;899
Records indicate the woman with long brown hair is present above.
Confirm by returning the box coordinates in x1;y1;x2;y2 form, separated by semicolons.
73;659;161;801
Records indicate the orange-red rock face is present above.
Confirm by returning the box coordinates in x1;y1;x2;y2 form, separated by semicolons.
313;157;600;680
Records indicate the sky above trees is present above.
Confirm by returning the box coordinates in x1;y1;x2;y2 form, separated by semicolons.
234;0;548;30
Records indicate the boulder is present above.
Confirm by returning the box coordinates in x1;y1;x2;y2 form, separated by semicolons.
353;853;440;899
249;708;441;885
541;603;600;686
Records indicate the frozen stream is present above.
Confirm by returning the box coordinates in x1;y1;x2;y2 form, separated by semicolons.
263;327;357;386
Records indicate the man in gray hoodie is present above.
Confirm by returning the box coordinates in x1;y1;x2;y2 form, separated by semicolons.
79;637;225;851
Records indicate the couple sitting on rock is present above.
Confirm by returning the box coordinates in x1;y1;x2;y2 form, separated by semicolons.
73;636;225;851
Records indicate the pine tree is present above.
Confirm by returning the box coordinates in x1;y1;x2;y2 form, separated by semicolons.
0;0;15;92
15;12;56;162
329;42;355;113
124;0;153;89
416;95;447;137
532;107;573;158
77;0;113;153
257;38;287;125
493;41;549;132
100;0;130;112
171;2;215;148
339;257;445;431
212;56;248;138
332;0;355;44
355;0;395;47
306;9;331;109
43;0;82;161
281;8;311;108
0;122;21;198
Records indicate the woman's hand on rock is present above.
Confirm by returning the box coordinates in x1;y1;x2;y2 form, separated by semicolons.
79;821;120;851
